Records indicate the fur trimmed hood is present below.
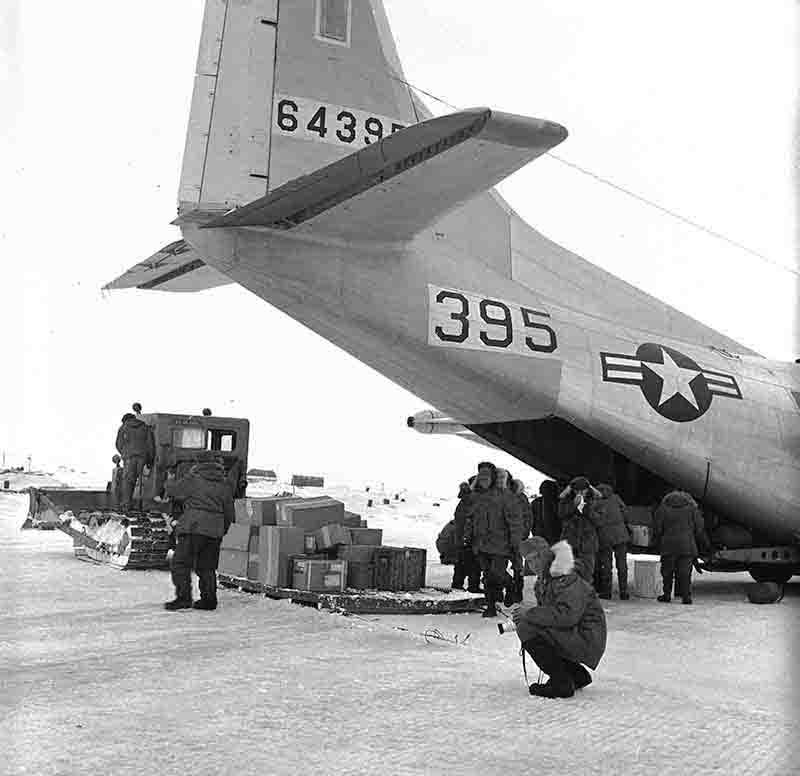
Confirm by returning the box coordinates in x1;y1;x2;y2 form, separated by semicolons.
549;540;575;577
662;490;697;509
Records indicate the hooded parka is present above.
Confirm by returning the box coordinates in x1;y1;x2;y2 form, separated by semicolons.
559;499;599;583
516;541;607;669
115;417;154;463
467;488;525;556
653;491;704;556
166;462;234;538
590;484;630;549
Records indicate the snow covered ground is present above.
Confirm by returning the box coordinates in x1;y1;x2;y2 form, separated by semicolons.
2;491;798;775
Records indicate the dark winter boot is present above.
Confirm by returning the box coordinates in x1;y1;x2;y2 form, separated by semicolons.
164;598;193;610
657;594;671;603
619;591;630;600
197;571;218;610
482;588;498;618
681;596;693;605
529;675;575;699
565;662;593;690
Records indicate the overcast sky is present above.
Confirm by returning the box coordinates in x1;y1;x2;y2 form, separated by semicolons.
1;1;797;494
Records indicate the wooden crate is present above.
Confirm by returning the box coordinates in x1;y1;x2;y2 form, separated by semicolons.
346;561;375;590
374;547;427;591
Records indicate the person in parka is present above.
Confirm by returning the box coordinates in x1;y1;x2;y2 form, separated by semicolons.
531;479;561;544
464;467;525;617
494;469;525;606
653;490;705;604
512;537;608;698
115;413;155;510
164;450;234;611
591;483;631;600
448;480;481;592
558;477;600;585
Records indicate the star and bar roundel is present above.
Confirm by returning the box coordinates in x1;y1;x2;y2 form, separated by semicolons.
600;343;742;422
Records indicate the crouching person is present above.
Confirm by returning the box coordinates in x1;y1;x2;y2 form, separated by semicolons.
164;450;234;611
512;537;607;698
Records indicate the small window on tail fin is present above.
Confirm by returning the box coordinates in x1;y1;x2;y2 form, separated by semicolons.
317;0;351;46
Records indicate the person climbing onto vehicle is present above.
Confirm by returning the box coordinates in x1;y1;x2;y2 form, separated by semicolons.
115;412;155;510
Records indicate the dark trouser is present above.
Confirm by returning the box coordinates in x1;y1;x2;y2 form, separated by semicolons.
171;533;222;604
477;552;508;610
121;456;145;510
507;554;524;604
452;547;481;591
661;554;693;600
522;633;576;691
596;543;629;597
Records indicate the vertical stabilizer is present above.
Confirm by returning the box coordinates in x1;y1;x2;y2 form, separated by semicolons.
179;0;279;220
178;0;426;222
267;0;424;188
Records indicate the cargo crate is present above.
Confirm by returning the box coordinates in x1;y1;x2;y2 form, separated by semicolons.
374;546;427;591
292;559;347;592
337;544;377;563
257;526;305;587
219;548;249;578
314;523;351;550
276;499;345;530
346;561;375;590
347;527;382;546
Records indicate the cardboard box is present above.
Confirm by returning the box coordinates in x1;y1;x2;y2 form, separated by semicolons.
633;558;662;598
629;525;653;548
292;559;347;592
347;527;382;546
221;523;259;552
314;523;352;550
247;559;260;580
257;526;305;587
234;497;296;526
219;548;249;578
276;499;345;531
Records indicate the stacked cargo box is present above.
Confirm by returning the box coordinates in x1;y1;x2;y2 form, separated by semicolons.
218;495;427;592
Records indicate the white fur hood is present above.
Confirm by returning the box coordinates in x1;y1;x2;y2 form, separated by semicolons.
549;540;575;577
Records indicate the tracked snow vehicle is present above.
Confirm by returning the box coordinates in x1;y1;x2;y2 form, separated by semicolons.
25;411;250;569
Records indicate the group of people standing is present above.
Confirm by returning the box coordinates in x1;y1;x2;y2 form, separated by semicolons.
437;462;530;618
439;466;707;610
437;464;707;699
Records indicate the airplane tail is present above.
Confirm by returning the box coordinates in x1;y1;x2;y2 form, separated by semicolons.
177;0;426;223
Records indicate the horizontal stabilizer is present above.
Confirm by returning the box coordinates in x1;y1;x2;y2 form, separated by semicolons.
104;240;233;293
201;108;567;241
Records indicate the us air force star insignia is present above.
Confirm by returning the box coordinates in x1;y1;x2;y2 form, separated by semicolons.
599;343;743;422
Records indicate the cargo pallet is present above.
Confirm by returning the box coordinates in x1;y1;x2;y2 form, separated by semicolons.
218;574;485;615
